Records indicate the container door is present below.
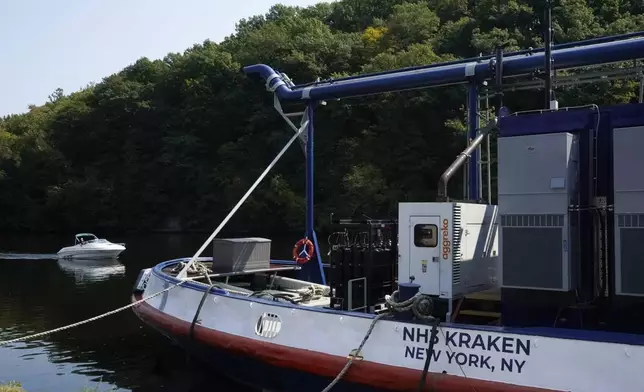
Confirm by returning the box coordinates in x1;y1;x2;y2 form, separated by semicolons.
408;216;441;295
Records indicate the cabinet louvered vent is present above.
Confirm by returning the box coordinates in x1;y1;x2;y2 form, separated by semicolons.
452;204;462;286
501;214;565;290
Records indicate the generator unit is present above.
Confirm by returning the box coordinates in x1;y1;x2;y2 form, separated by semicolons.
498;132;580;292
612;125;644;297
397;202;499;300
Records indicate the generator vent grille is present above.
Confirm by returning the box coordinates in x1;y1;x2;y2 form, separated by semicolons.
452;204;462;285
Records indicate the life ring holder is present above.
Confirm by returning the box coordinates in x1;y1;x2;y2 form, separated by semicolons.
293;238;314;265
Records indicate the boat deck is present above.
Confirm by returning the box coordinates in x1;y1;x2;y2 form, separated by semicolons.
162;260;330;308
185;264;301;280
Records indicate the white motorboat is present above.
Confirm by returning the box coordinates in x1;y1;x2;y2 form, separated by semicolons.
57;233;126;260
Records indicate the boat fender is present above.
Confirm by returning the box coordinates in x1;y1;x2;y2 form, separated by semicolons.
293;238;314;264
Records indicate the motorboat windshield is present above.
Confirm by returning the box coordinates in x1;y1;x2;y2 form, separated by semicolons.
75;233;99;245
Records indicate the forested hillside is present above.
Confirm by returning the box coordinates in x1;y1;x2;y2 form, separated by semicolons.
1;0;643;233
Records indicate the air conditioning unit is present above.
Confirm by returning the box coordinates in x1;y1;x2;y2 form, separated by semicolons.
612;125;644;297
498;132;578;291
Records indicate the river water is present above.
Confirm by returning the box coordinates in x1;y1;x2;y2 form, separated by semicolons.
0;233;300;392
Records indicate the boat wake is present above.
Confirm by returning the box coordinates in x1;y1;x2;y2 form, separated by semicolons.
0;253;58;260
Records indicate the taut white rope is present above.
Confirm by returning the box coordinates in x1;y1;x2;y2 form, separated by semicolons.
0;281;180;346
177;114;310;279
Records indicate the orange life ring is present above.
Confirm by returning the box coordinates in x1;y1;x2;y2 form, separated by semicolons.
293;238;314;265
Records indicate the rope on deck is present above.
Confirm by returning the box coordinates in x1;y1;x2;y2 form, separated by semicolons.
385;291;435;321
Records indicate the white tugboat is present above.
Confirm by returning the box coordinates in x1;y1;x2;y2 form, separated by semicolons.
132;26;644;392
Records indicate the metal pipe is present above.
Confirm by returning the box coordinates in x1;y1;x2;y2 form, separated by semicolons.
436;118;498;201
289;31;644;90
462;150;467;200
544;0;554;109
478;125;484;201
467;83;479;200
494;46;504;116
480;66;643;94
244;34;644;102
485;91;492;204
463;92;469;201
639;68;644;103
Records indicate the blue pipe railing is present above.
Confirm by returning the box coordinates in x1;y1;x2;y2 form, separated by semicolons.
243;34;644;102
288;31;644;89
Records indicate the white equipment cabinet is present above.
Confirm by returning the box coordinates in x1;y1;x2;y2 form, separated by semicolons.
612;125;644;296
497;132;578;292
398;202;499;299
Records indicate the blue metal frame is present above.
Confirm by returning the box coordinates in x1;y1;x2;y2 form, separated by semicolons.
244;31;644;287
306;103;315;242
300;102;326;285
498;103;644;137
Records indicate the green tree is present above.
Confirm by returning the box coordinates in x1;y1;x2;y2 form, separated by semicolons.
0;0;641;234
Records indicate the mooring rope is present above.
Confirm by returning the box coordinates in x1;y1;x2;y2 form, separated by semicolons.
321;292;436;391
320;312;389;392
189;283;217;341
385;290;435;321
0;281;184;347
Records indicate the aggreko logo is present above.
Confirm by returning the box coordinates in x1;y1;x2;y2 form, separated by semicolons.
442;218;451;260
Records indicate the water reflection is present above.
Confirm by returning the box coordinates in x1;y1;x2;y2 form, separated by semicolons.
57;258;126;284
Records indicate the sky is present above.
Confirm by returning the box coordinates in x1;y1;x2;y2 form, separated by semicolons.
0;0;328;117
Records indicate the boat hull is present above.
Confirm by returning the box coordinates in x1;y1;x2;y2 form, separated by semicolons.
132;261;644;392
58;244;125;260
58;249;124;260
132;292;545;392
135;301;375;392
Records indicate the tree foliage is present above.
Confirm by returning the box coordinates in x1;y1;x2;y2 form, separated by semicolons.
1;0;642;233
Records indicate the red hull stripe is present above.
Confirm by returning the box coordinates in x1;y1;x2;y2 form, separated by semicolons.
132;294;559;392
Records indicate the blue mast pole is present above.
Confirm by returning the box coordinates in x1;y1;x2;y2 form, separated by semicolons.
467;83;479;201
300;101;326;285
305;104;313;240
